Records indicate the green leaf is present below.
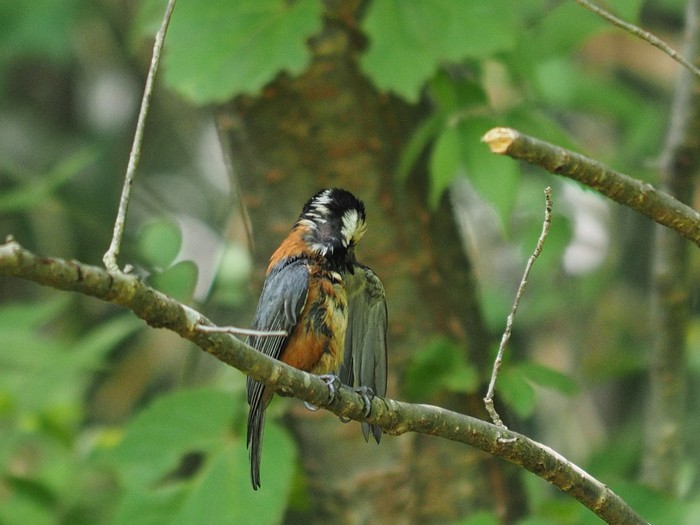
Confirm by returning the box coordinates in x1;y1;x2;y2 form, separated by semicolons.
112;484;187;525
160;0;323;103
595;0;644;24
137;219;182;270
517;2;605;62
149;260;198;302
0;305;139;413
0;0;79;66
0;147;97;213
112;393;295;525
479;286;517;335
399;72;489;183
428;117;519;223
0;487;54;525
461;117;519;226
175;432;294;525
428;126;462;208
498;368;535;418
211;242;254;308
0;298;70;332
70;315;143;367
110;388;235;489
430;69;488;112
612;482;684;525
505;106;579;152
519;362;578;396
517;518;561;525
451;510;500;525
404;337;477;400
361;0;516;102
397;112;443;181
587;423;643;477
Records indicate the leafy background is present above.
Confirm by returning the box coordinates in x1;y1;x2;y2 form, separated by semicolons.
1;0;699;523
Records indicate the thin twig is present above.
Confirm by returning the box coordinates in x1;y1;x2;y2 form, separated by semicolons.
103;0;178;273
484;188;553;427
574;0;700;81
196;324;288;338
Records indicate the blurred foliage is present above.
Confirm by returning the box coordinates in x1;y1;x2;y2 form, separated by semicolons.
139;0;324;103
107;389;295;525
403;337;479;401
0;0;699;523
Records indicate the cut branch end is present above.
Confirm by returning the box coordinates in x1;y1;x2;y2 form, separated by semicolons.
481;127;518;154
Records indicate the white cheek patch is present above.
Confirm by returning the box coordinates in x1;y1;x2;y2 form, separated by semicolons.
341;210;366;247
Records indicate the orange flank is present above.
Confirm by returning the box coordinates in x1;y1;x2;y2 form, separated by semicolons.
280;265;348;375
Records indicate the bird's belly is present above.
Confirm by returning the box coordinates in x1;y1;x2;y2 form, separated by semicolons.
282;278;347;375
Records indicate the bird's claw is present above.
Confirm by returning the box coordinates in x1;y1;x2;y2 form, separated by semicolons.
338;385;376;425
354;386;375;417
318;374;341;402
303;374;341;413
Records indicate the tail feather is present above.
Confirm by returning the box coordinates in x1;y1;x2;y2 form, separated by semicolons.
247;379;269;490
361;421;382;444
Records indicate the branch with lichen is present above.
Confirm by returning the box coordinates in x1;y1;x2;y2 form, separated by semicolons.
482;127;700;247
0;237;649;525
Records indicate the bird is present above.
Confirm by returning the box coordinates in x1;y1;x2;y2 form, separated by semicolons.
245;188;388;490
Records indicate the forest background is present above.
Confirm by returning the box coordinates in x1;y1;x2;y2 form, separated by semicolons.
0;0;699;524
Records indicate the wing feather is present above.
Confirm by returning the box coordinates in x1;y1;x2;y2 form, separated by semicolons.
246;258;309;489
340;263;387;443
246;258;310;401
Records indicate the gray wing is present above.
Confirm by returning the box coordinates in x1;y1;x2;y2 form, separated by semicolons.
246;258;309;489
339;263;387;443
246;258;309;410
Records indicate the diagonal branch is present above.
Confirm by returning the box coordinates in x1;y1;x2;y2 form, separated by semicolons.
0;238;649;525
482;127;700;247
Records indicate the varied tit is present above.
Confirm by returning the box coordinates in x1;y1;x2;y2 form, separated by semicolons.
246;188;388;490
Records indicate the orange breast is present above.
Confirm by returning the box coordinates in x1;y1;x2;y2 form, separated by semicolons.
280;265;348;375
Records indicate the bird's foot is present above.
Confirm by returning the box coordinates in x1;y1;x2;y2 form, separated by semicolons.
354;386;376;417
303;374;341;412
338;386;376;423
318;374;341;402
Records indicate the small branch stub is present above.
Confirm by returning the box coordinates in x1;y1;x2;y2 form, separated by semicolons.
481;127;517;155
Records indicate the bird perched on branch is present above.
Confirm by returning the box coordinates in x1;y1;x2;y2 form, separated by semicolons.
246;188;388;490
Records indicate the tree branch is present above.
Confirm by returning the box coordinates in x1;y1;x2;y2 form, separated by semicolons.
642;0;700;491
0;238;649;524
482;127;700;247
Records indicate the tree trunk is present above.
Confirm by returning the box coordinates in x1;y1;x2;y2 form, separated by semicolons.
217;1;524;522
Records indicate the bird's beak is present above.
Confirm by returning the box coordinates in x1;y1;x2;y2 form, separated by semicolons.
346;250;357;274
